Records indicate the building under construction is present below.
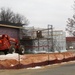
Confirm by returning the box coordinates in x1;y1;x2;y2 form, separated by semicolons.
20;25;66;53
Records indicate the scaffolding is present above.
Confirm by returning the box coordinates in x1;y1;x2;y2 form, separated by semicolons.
20;25;66;53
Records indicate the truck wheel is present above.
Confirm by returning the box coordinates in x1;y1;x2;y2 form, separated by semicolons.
19;45;25;54
4;50;8;55
9;46;16;54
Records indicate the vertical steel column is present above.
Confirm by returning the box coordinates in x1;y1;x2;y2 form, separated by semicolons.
50;25;54;51
47;25;53;64
47;25;50;64
38;35;40;51
47;25;49;52
18;54;20;69
48;25;53;51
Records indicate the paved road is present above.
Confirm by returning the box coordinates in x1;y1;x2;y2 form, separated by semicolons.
0;62;75;75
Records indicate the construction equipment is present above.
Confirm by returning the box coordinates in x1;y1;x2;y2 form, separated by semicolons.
0;34;25;54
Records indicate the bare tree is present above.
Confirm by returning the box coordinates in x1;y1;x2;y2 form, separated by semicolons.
66;1;75;36
0;8;29;25
0;8;14;22
12;13;29;25
66;17;75;36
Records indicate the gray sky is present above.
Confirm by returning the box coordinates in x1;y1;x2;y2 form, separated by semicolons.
0;0;74;31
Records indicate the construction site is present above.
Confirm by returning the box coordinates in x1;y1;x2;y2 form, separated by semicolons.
20;25;66;53
0;23;75;69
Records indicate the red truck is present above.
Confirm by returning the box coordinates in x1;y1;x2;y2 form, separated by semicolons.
0;34;25;54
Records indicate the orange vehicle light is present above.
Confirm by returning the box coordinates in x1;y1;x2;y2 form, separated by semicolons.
0;40;2;43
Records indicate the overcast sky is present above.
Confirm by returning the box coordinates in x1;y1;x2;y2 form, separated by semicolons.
0;0;74;31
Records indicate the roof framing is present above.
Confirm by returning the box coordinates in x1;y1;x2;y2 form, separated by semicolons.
0;24;23;29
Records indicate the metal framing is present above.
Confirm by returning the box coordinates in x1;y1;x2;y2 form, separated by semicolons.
20;25;66;53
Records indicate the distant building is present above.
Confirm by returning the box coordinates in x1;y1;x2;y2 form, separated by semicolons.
66;37;75;49
0;24;23;39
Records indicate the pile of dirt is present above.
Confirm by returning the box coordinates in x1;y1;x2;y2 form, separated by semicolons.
0;59;18;69
0;52;75;69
